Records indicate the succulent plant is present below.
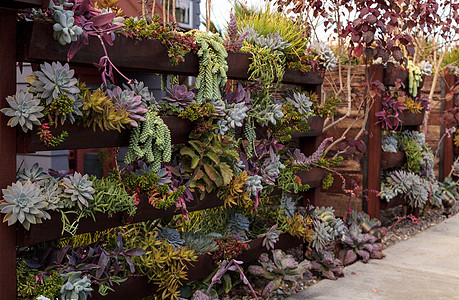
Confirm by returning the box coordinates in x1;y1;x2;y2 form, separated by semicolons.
36;296;51;300
280;195;296;218
225;102;249;128
227;213;250;236
157;227;184;249
0;90;44;132
248;250;310;296
243;27;291;54
182;232;219;255
17;163;49;185
215;119;230;135
224;12;248;52
0;181;51;230
311;42;338;71
309;249;344;280
284;91;313;115
107;87;148;127
42;178;65;211
122;81;155;107
27;61;80;105
260;155;285;185
59;272;92;300
191;290;218;300
382;135;398;152
380;170;431;208
207;98;226;118
163;85;196;110
261;103;284;125
245;174;263;195
420;60;433;76
258;224;281;250
292;137;333;167
309;207;345;251
62;172;95;210
52;8;83;46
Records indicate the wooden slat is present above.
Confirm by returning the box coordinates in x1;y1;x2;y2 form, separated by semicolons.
381;151;406;170
16;21;324;86
0;9;18;299
441;74;458;180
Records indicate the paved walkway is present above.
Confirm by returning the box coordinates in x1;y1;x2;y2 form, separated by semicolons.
288;214;459;300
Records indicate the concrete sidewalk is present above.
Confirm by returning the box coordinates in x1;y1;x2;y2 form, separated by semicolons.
288;214;459;300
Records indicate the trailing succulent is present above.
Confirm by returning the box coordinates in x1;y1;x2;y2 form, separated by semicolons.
193;31;228;104
124;109;172;171
0;90;44;133
248;250;310;297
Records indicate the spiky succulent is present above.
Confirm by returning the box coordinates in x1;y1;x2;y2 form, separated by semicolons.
311;42;338;71
1;90;44;132
227;213;250;236
183;232;219;255
245;175;263;195
27;61;80;105
380;170;430;208
284;91;313;115
258;224;281;250
157;227;184;249
310;206;346;251
52;7;83;46
17;162;49;185
243;27;291;54
59;272;92;300
225;102;249;128
122;81;154;107
62;173;95;210
0;181;51;230
107;87;148;127
163;85;196;110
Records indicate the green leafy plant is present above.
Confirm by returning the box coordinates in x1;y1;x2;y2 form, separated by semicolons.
180;132;238;198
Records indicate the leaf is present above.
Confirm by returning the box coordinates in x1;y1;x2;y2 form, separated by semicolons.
206;151;220;165
219;162;233;186
191;155;201;169
189;140;204;153
192;168;205;181
203;163;219;181
343;250;357;266
223;273;232;293
96;251;110;279
90;12;116;27
354;44;364;57
180;147;196;158
124;248;147;256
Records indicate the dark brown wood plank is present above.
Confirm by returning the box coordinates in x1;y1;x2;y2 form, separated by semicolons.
365;64;384;219
17;21;324;86
0;9;18;299
90;233;302;300
381;151;406;170
16;116;193;153
441;74;457;180
0;0;47;9
16;192;223;247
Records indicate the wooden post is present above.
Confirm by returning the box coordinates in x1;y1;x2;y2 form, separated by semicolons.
364;65;384;219
0;9;18;299
441;74;458;180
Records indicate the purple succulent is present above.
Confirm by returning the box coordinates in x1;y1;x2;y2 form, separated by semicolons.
107;86;147;127
163;85;196;110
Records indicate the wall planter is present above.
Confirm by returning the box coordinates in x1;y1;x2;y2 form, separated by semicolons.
383;63;408;86
297;168;325;188
90;233;301;300
291;116;325;138
380;195;406;210
16;21;324;86
381;151;406;169
1;0;48;9
16;191;223;246
399;111;425;126
17;116;193;153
